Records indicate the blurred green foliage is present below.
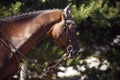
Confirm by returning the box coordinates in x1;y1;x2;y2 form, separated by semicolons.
0;0;120;80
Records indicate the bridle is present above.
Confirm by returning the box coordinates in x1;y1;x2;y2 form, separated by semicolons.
0;16;80;78
55;17;78;57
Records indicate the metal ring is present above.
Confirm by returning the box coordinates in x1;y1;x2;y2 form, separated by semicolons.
67;44;73;52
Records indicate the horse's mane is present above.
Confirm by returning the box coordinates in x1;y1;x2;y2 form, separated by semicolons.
0;9;60;22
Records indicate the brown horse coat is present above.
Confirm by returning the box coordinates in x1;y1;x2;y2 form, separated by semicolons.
0;3;80;79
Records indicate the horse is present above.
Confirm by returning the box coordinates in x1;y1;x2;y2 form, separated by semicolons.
0;3;80;79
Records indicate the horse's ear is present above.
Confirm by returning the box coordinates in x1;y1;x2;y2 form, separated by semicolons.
63;3;72;18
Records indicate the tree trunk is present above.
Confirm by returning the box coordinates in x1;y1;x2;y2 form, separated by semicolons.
20;59;28;80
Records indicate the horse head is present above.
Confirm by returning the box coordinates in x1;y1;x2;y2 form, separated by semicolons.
51;3;80;58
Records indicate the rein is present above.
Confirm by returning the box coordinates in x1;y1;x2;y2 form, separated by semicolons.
0;18;75;78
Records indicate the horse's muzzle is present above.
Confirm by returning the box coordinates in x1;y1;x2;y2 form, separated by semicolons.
67;47;84;58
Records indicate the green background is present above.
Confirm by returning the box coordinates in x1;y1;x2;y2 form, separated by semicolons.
0;0;120;80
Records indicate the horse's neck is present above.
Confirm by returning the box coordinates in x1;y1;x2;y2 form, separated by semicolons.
7;10;63;61
0;10;63;79
5;10;62;51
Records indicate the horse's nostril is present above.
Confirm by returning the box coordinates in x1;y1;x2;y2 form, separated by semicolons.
72;48;85;57
77;48;84;55
80;48;84;52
